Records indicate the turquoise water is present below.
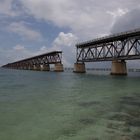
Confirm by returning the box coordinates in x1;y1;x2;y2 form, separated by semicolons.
0;68;140;140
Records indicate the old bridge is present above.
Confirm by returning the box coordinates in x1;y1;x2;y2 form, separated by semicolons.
2;51;64;72
74;29;140;75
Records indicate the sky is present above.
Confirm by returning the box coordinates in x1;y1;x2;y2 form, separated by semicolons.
0;0;140;67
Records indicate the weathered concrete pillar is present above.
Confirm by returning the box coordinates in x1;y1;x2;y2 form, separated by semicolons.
28;65;34;70
33;64;41;71
41;64;50;71
18;66;21;69
111;60;127;75
54;63;64;72
24;65;29;70
73;63;86;73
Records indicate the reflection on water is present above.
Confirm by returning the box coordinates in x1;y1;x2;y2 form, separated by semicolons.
0;68;140;140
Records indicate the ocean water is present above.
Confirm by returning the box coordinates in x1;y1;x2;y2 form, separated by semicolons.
0;68;140;140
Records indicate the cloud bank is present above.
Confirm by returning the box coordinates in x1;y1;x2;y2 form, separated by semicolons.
0;0;140;67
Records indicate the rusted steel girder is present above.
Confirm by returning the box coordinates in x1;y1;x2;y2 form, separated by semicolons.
2;51;63;69
76;29;140;62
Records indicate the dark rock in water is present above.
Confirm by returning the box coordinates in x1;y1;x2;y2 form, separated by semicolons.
107;121;131;133
127;119;140;127
132;130;140;140
120;100;140;106
61;129;77;137
127;110;140;118
88;137;99;140
120;135;132;140
79;118;95;125
106;129;115;134
120;95;140;107
78;101;100;107
108;112;132;122
122;127;131;133
107;122;121;130
121;96;135;101
106;95;140;139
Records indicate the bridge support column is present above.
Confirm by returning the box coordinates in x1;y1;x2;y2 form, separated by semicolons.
54;63;64;72
73;63;86;73
23;65;27;70
25;65;29;70
33;64;41;71
111;60;127;75
41;64;50;71
28;65;34;70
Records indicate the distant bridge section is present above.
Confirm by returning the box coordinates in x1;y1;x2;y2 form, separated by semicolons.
74;29;140;75
2;51;64;72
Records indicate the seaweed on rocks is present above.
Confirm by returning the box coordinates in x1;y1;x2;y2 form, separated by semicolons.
120;95;140;107
88;138;99;140
105;94;140;139
78;101;101;108
108;112;133;122
79;118;95;125
132;130;140;140
126;118;140;127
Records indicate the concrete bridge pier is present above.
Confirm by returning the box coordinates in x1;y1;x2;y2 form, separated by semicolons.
22;64;27;70
33;64;41;71
41;64;50;71
111;60;127;75
73;63;86;73
28;65;34;70
25;65;30;70
19;66;23;70
54;63;64;72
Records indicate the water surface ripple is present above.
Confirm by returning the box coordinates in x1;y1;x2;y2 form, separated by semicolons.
0;68;140;140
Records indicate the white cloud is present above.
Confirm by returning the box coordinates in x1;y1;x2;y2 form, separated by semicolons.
51;32;78;66
0;44;36;65
53;32;78;47
40;46;47;51
13;44;25;51
111;7;140;33
0;0;18;16
1;0;140;68
0;31;78;66
6;22;43;41
11;44;36;61
107;8;128;18
33;32;78;66
21;0;140;40
34;46;48;55
107;8;128;27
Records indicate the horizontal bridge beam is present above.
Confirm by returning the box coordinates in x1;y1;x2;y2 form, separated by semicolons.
76;30;140;62
76;28;140;48
2;51;63;69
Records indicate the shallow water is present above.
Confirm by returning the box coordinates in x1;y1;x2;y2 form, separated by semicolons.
0;68;140;140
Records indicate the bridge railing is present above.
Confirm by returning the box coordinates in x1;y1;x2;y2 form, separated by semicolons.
76;30;140;62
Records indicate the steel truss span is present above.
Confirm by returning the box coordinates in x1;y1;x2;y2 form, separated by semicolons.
2;51;63;68
76;29;140;62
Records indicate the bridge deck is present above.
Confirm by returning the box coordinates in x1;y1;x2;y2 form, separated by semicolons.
12;51;62;64
2;51;63;68
76;29;140;62
77;28;140;48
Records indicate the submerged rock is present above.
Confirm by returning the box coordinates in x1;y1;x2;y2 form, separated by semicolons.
78;101;100;107
120;135;132;140
79;118;95;125
61;128;77;137
88;138;99;140
127;119;140;127
132;131;140;140
120;100;140;106
108;112;132;122
120;95;140;107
